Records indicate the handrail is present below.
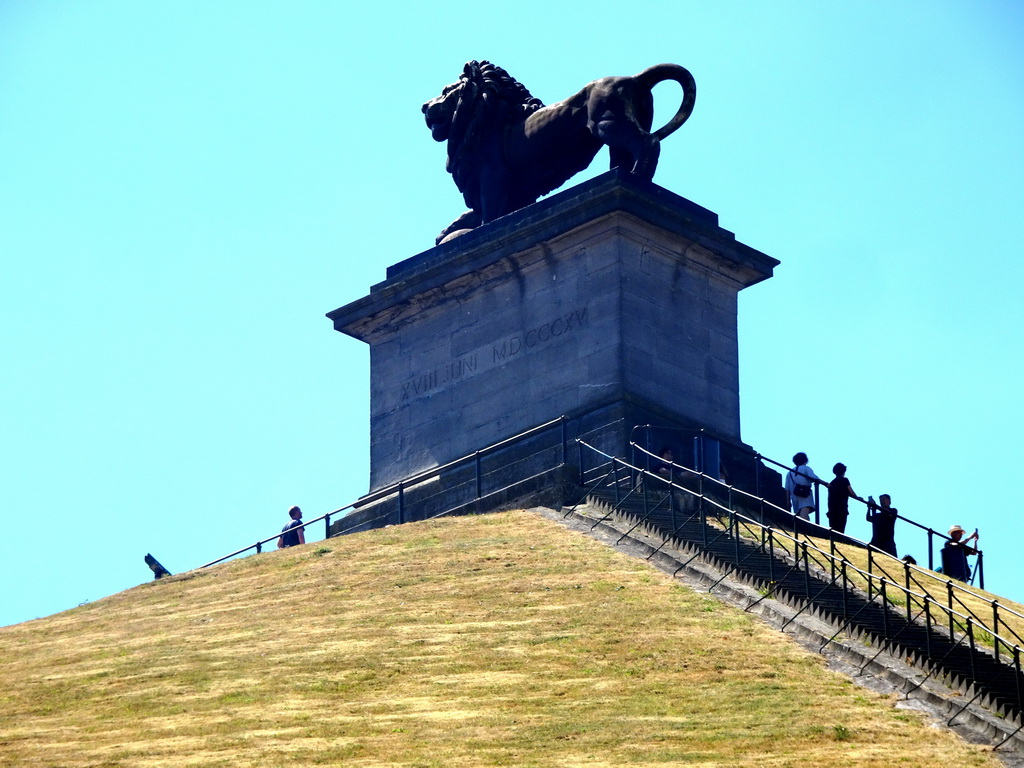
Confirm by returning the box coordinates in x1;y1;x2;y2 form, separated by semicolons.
627;439;1024;650
580;438;1023;686
591;446;1022;718
198;415;572;569
196;411;1021;685
351;414;570;511
631;424;981;586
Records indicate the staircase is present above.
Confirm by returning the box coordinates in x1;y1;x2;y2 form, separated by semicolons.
584;479;1024;725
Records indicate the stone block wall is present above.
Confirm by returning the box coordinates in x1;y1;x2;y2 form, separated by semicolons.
328;171;777;491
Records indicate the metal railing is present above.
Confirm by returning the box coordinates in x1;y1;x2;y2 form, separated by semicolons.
191;414;1022;736
632;440;1021;657
572;439;1024;728
198;415;574;569
199;417;1010;658
631;424;984;587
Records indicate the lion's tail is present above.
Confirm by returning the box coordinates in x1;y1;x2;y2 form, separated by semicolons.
636;63;696;141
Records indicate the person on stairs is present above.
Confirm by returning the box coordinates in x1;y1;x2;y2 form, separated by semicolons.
826;462;859;533
941;525;979;582
866;494;898;557
785;453;820;521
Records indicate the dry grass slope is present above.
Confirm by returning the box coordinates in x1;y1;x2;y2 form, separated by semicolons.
0;510;1002;767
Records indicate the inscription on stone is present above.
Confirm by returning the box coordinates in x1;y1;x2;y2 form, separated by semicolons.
401;353;479;401
397;306;589;405
492;307;588;363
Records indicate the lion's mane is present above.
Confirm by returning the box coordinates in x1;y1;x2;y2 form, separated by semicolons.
446;61;544;209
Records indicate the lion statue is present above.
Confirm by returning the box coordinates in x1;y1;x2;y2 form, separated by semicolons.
422;60;696;244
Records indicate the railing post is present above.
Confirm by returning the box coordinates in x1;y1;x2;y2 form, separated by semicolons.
1015;646;1022;714
904;561;913;622
696;431;703;477
669;461;676;529
698;466;704;521
642;464;650;519
325;513;331;540
924;598;933;659
733;509;740;564
701;488;708;547
754;453;761;499
927;529;935;571
993;601;1002;662
399;481;405;524
560;417;567;467
803;542;810;597
841;560;848;618
613;459;621;505
967;619;977;679
977;550;985;590
577;439;584;485
867;549;874;600
946;581;955;639
475;451;482;500
880;580;889;638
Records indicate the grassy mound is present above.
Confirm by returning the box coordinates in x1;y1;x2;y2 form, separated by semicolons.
0;510;999;766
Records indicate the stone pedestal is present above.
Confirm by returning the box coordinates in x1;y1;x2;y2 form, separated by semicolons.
328;170;777;492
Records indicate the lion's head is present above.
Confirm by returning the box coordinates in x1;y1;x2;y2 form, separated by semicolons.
422;81;461;143
422;61;544;206
422;61;543;141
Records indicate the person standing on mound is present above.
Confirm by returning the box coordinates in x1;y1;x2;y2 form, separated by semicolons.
866;494;898;557
827;462;858;533
277;505;305;549
941;525;979;582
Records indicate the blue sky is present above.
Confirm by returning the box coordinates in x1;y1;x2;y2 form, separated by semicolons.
2;2;1022;627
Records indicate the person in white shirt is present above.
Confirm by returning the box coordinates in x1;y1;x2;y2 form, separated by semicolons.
785;452;820;521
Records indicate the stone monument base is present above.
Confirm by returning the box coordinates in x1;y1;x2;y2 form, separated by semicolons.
328;169;778;496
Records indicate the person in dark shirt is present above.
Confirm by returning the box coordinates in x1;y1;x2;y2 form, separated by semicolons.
941;525;979;582
826;462;858;533
654;447;674;480
866;494;898;557
277;505;306;549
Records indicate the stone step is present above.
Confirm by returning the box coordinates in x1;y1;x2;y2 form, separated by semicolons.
585;486;1024;721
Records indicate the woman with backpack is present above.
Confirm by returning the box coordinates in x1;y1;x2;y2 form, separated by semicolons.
785;452;820;521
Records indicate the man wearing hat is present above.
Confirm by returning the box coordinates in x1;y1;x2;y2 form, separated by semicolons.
941;525;979;582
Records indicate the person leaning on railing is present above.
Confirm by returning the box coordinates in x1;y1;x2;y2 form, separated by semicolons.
941;525;979;582
865;494;898;557
654;447;674;480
